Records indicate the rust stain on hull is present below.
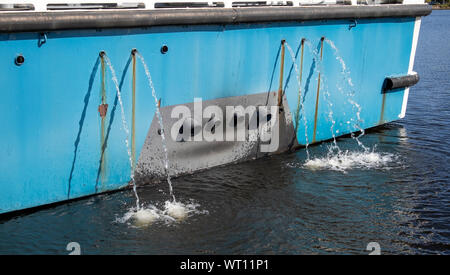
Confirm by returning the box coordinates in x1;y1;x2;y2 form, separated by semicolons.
131;51;136;173
100;54;107;186
379;92;387;124
312;37;325;143
277;40;286;108
98;104;108;118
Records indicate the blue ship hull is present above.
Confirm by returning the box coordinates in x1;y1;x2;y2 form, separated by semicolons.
0;8;426;214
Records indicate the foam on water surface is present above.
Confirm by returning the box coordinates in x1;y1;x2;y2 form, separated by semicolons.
116;200;208;227
302;150;397;172
165;200;189;220
133;208;160;226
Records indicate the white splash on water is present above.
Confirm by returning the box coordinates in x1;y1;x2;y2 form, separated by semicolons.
132;207;161;226
165;200;189;220
284;39;397;174
303;149;397;172
116;200;208;227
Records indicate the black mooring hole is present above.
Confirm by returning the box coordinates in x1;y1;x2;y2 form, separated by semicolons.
160;45;168;54
15;55;25;66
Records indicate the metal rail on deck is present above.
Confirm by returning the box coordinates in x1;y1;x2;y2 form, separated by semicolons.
0;0;425;12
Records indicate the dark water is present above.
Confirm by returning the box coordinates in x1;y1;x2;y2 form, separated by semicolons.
1;11;449;255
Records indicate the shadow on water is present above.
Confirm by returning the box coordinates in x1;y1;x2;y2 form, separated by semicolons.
68;57;100;199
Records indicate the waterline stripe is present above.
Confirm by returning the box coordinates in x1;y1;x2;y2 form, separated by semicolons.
399;17;421;119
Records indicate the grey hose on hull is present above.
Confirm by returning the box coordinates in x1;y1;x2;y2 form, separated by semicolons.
383;73;420;92
0;4;432;33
